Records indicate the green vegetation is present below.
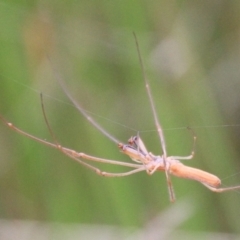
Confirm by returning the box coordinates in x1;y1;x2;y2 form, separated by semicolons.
1;0;240;237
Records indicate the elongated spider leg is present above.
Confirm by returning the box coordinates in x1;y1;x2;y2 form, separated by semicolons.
171;127;196;160
202;183;240;193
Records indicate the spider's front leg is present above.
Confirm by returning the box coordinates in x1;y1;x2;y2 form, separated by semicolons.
59;145;146;177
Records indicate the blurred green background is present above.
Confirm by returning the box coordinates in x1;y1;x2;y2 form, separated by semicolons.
1;0;240;238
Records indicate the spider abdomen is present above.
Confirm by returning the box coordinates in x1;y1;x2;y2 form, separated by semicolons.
169;163;221;187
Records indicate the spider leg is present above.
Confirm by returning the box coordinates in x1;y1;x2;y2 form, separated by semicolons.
59;147;147;177
134;34;175;202
171;127;196;160
0;114;146;176
202;183;240;193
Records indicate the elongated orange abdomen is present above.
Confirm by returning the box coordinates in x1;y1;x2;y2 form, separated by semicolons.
169;162;221;187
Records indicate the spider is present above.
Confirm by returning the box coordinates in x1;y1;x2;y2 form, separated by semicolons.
1;35;240;202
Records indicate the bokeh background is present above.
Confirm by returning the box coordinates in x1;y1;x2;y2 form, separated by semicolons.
1;0;240;239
